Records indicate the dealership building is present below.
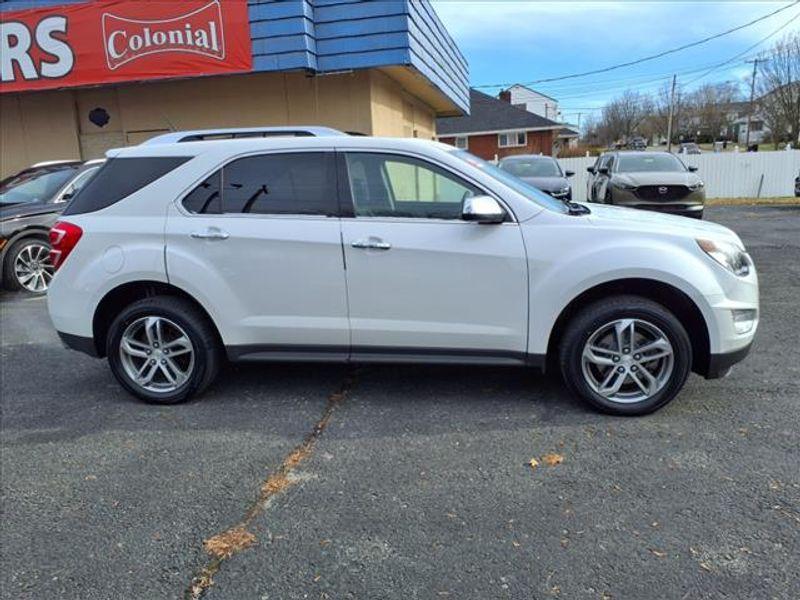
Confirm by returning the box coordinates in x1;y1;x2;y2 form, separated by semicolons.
0;0;468;178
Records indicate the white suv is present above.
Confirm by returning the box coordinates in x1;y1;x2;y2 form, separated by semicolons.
47;133;758;415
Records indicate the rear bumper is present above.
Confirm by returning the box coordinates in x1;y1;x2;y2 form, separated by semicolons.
57;331;99;357
705;341;753;379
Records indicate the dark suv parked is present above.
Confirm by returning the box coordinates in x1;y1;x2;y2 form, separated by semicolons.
1;160;102;294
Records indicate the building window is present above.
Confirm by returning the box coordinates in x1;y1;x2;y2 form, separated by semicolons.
498;131;527;148
454;136;468;149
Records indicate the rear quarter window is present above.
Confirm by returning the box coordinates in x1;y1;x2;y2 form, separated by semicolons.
63;156;191;215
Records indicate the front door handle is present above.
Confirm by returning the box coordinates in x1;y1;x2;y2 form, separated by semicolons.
190;228;229;240
351;238;391;250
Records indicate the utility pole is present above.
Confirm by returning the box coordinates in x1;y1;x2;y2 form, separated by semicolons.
745;58;759;149
666;74;677;153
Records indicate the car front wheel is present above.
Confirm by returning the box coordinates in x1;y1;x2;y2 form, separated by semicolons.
559;296;692;415
107;296;221;404
3;237;54;294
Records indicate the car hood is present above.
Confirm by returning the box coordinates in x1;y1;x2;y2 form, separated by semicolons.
518;176;569;192
585;203;743;247
0;201;57;223
613;171;701;187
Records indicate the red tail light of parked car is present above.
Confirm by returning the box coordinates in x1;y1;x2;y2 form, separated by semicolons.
49;221;83;270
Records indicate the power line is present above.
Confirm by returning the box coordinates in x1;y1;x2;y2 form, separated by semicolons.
473;0;800;89
682;9;800;86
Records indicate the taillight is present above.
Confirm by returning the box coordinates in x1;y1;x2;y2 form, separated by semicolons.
49;221;83;271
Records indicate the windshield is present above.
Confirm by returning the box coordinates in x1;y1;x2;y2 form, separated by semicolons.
451;150;567;213
616;154;685;173
500;158;561;178
0;166;78;205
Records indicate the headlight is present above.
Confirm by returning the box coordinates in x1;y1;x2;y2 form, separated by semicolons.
688;181;704;191
611;180;636;190
696;238;751;276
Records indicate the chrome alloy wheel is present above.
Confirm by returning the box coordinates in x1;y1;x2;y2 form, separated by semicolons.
14;242;54;293
119;316;195;394
581;318;675;404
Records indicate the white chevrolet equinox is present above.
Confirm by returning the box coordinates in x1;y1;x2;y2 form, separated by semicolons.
47;132;758;415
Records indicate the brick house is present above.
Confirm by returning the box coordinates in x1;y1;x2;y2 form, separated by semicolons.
436;89;562;160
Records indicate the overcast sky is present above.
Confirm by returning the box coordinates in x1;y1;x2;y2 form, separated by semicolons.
433;1;800;124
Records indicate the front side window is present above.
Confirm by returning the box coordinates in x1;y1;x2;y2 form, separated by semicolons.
498;131;527;148
345;152;480;220
182;152;337;216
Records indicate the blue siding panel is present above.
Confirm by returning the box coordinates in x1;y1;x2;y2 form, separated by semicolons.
316;15;409;39
1;0;469;113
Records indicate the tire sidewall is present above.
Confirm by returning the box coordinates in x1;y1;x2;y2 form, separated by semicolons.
107;302;210;404
562;302;692;416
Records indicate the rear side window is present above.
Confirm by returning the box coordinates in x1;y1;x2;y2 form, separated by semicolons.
182;152;337;216
63;157;190;215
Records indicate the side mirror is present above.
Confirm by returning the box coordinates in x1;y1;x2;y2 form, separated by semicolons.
587;167;595;174
462;195;506;224
565;170;575;177
598;167;609;175
688;165;698;172
56;187;75;203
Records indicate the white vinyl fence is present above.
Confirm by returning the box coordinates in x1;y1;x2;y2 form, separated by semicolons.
558;150;800;201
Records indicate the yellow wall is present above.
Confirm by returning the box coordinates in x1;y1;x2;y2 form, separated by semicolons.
1;68;439;178
1;92;81;177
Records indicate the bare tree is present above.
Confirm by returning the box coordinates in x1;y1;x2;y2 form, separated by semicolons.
757;33;800;145
688;82;741;142
597;90;652;145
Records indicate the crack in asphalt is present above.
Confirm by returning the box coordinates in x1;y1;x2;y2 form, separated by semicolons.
185;369;359;599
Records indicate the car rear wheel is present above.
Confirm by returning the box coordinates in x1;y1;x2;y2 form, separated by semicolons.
558;296;692;415
107;296;221;404
2;237;54;294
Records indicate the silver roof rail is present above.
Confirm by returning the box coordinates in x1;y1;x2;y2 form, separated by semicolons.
141;126;347;145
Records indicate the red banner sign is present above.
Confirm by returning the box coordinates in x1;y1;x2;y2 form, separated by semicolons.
0;0;252;93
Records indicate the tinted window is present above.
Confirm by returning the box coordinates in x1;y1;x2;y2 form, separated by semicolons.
64;157;190;215
616;154;685;173
183;172;222;214
345;153;480;219
219;153;336;215
0;166;78;205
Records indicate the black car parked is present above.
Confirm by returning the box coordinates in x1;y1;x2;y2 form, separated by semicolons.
1;160;102;294
498;154;574;200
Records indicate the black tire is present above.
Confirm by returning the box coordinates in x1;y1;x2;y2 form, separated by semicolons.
2;236;52;294
558;295;692;416
688;210;704;220
604;189;613;204
106;295;221;404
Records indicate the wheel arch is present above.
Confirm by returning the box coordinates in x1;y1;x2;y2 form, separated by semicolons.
0;225;51;264
92;280;223;358
545;278;711;377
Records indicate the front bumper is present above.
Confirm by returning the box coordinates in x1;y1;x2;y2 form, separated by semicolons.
705;341;753;379
57;331;99;357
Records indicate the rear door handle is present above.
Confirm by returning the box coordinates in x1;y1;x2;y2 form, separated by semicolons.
190;228;229;240
351;238;391;250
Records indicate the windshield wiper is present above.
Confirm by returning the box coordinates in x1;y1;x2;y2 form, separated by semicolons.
561;198;590;215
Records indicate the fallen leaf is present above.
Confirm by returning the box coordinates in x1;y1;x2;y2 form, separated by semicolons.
313;575;321;583
699;561;713;572
649;548;667;558
204;527;256;559
542;453;564;467
512;541;521;547
529;458;540;469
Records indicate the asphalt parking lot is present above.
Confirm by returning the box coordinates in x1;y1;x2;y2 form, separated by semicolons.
1;204;798;600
